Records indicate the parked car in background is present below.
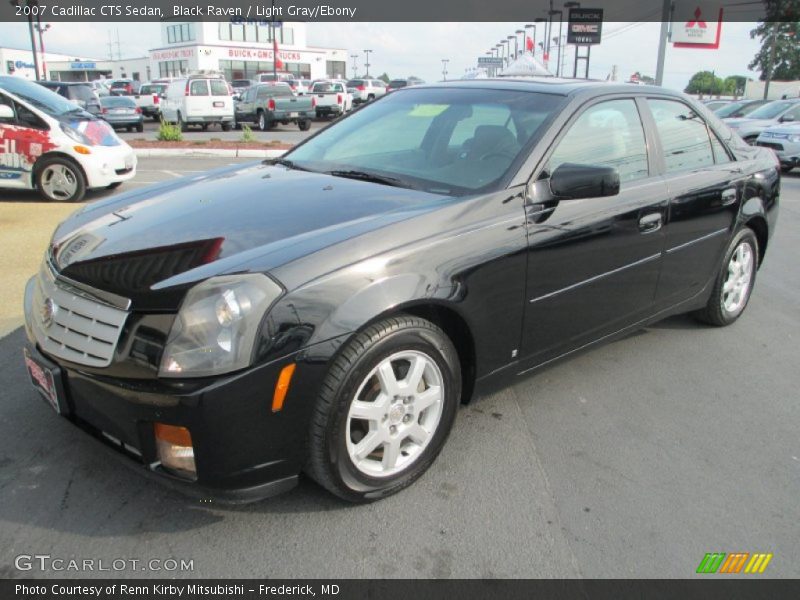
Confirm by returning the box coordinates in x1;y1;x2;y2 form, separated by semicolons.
714;99;771;119
0;76;135;202
725;98;800;144
134;82;169;120
90;80;110;97
386;78;425;93
231;79;255;97
756;122;800;173
258;72;294;83
109;79;140;96
19;79;778;503
36;81;101;116
234;82;313;131
310;80;352;118
701;99;730;111
99;95;144;132
347;79;387;104
285;78;311;95
160;75;234;131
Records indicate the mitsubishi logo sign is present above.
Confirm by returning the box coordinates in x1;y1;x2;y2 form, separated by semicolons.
672;1;723;48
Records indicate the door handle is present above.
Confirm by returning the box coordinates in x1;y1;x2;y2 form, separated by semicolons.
721;187;737;206
639;213;662;234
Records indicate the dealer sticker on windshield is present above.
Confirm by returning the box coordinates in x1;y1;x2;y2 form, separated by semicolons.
408;104;449;117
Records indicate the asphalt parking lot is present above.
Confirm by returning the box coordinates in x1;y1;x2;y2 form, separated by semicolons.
0;164;798;579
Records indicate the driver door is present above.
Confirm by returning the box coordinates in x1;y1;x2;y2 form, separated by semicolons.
0;92;51;190
520;97;669;366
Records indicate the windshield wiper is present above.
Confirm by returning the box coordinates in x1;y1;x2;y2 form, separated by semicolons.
264;157;310;171
327;169;406;188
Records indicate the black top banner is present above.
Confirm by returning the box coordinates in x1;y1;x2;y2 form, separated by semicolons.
0;0;791;23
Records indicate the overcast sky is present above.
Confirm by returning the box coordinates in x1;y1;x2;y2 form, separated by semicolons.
0;21;763;90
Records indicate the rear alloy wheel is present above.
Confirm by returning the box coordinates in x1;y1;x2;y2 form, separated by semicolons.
306;315;461;502
36;157;86;203
257;111;270;131
694;228;759;326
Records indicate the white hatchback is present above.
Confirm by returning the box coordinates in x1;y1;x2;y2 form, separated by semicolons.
0;76;136;203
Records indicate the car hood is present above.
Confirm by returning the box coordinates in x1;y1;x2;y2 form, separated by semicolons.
51;162;450;309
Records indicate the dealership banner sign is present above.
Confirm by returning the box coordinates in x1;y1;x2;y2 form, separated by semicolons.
567;8;603;45
0;0;781;22
671;0;724;48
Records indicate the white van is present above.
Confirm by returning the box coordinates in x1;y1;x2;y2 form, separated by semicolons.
160;76;234;131
0;76;136;203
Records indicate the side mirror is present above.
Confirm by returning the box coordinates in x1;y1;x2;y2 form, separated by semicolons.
0;104;14;119
779;114;795;123
549;163;620;200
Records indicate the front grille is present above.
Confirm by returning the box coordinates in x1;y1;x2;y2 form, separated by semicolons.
30;261;130;367
757;141;784;151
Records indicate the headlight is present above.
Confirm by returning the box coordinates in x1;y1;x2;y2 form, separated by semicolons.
60;122;92;145
159;274;282;378
788;134;800;143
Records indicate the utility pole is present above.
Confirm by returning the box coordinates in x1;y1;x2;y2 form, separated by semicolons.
764;22;779;99
655;0;672;86
441;59;449;81
10;0;41;79
363;49;372;76
350;54;359;77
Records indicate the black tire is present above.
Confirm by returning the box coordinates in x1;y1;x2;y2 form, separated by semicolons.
126;125;133;132
257;111;269;131
315;109;322;120
305;315;461;503
106;182;123;190
221;121;232;132
177;112;188;132
298;119;311;131
201;123;209;132
136;122;144;133
367;94;375;101
35;156;86;203
152;115;161;122
693;228;759;327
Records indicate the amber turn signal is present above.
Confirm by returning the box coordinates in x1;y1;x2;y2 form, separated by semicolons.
272;363;297;412
73;145;91;155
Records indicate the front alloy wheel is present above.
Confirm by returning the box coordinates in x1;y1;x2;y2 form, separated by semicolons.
306;315;461;502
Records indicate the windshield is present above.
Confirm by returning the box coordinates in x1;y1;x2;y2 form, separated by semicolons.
286;87;564;195
714;102;746;118
0;76;87;117
747;101;796;119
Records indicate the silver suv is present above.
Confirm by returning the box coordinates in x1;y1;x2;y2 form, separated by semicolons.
346;79;387;104
725;99;800;144
756;122;800;173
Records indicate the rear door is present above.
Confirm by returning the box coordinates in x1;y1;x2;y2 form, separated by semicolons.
186;79;210;116
521;96;668;364
209;79;233;117
644;98;744;305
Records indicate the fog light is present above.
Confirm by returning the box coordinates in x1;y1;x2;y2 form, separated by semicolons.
154;423;196;478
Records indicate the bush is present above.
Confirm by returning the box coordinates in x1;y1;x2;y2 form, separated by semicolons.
240;124;255;143
157;119;183;142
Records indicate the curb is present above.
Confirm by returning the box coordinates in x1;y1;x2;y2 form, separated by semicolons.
133;147;288;158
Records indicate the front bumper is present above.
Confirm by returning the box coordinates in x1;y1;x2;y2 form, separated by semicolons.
756;140;800;168
22;276;331;503
76;142;137;188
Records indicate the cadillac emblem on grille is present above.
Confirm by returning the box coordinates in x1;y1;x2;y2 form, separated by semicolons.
40;298;57;329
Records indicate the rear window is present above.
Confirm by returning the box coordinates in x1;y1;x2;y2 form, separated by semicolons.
110;81;130;89
70;86;95;102
313;82;342;93
101;96;136;108
232;80;251;88
190;80;209;96
210;79;229;96
140;84;166;95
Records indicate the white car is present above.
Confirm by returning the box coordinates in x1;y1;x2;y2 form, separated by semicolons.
310;81;352;118
160;75;234;131
346;78;387;104
134;80;171;121
0;76;136;203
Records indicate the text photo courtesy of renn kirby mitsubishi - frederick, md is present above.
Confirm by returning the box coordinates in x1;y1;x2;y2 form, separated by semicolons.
0;0;799;598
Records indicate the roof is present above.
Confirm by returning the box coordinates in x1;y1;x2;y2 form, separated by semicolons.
414;77;686;99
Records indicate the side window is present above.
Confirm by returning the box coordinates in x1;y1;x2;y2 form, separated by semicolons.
14;101;46;129
709;130;733;164
0;94;14;123
782;104;800;122
449;104;516;148
647;99;714;173
190;80;209;96
549;99;649;183
244;87;256;102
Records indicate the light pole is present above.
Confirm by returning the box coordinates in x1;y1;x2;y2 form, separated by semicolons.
564;1;581;80
501;40;510;66
508;35;517;61
534;18;548;64
549;9;563;76
10;0;40;79
441;59;449;81
496;43;504;65
350;54;359;78
516;30;525;58
363;49;372;77
35;19;50;80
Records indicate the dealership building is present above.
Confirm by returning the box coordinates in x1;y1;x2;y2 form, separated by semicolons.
1;21;348;83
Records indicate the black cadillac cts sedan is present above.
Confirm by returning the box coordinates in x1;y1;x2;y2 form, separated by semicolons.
23;79;779;502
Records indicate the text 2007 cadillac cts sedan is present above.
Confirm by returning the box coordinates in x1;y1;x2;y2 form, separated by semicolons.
23;79;779;503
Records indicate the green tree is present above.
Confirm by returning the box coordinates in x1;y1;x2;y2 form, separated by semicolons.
684;71;724;95
377;72;390;84
723;75;748;96
749;0;800;81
